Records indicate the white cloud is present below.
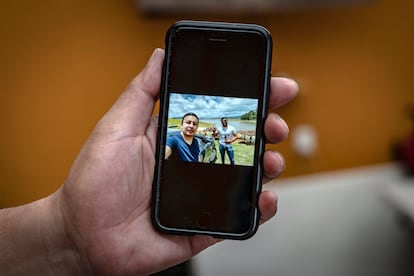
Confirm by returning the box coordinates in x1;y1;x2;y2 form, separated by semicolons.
168;93;257;119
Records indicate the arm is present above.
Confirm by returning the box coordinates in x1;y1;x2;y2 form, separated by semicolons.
211;127;218;138
230;131;238;143
0;194;85;275
165;145;172;159
225;128;238;144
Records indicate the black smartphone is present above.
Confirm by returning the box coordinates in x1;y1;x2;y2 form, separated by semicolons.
152;20;272;240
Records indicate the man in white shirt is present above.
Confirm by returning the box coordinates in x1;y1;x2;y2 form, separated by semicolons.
213;117;237;165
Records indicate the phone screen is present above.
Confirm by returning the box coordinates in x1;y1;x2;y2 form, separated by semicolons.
152;21;272;239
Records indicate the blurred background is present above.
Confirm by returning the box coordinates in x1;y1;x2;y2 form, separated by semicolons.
1;0;413;275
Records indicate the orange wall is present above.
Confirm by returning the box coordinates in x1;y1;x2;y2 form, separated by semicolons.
1;0;413;207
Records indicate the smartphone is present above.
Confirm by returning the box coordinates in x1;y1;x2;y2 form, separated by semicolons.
152;20;272;240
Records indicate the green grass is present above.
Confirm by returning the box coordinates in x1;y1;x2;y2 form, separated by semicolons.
214;140;255;166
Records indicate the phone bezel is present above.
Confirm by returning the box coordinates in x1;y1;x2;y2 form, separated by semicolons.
152;20;273;240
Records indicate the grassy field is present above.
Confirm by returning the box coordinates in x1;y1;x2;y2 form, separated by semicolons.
213;140;255;166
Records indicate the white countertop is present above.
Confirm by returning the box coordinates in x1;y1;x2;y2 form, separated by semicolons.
382;177;414;220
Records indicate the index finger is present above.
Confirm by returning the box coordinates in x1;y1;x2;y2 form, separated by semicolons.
269;77;299;110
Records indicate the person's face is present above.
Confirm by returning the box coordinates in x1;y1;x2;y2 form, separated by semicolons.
181;115;199;137
221;118;228;127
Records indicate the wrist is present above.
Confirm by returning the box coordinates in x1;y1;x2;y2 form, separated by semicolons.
0;190;85;275
39;190;85;275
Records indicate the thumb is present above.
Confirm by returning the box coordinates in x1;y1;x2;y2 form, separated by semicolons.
96;48;165;139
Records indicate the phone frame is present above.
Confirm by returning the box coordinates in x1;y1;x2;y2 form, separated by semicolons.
152;20;273;240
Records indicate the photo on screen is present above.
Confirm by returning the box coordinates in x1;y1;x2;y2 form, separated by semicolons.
165;92;258;166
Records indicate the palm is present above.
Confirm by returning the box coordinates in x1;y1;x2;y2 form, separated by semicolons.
62;120;214;275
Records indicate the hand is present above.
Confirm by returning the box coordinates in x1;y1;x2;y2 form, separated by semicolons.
56;48;298;275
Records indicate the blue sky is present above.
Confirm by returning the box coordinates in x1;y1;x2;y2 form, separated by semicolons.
168;93;258;119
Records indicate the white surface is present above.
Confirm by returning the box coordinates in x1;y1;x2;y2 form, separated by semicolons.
383;178;414;220
192;163;414;276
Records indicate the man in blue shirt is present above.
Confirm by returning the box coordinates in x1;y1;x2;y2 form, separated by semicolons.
165;112;200;162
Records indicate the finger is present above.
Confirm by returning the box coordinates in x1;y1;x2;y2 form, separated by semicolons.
269;77;299;110
264;113;289;144
259;190;278;224
263;150;285;184
97;48;165;138
189;235;222;256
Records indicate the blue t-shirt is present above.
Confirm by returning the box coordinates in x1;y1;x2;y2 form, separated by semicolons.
166;133;200;162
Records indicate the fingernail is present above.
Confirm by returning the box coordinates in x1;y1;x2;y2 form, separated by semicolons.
275;114;289;140
288;78;300;93
147;48;164;67
276;152;286;172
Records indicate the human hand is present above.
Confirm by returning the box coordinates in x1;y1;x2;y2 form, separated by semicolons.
56;48;298;275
